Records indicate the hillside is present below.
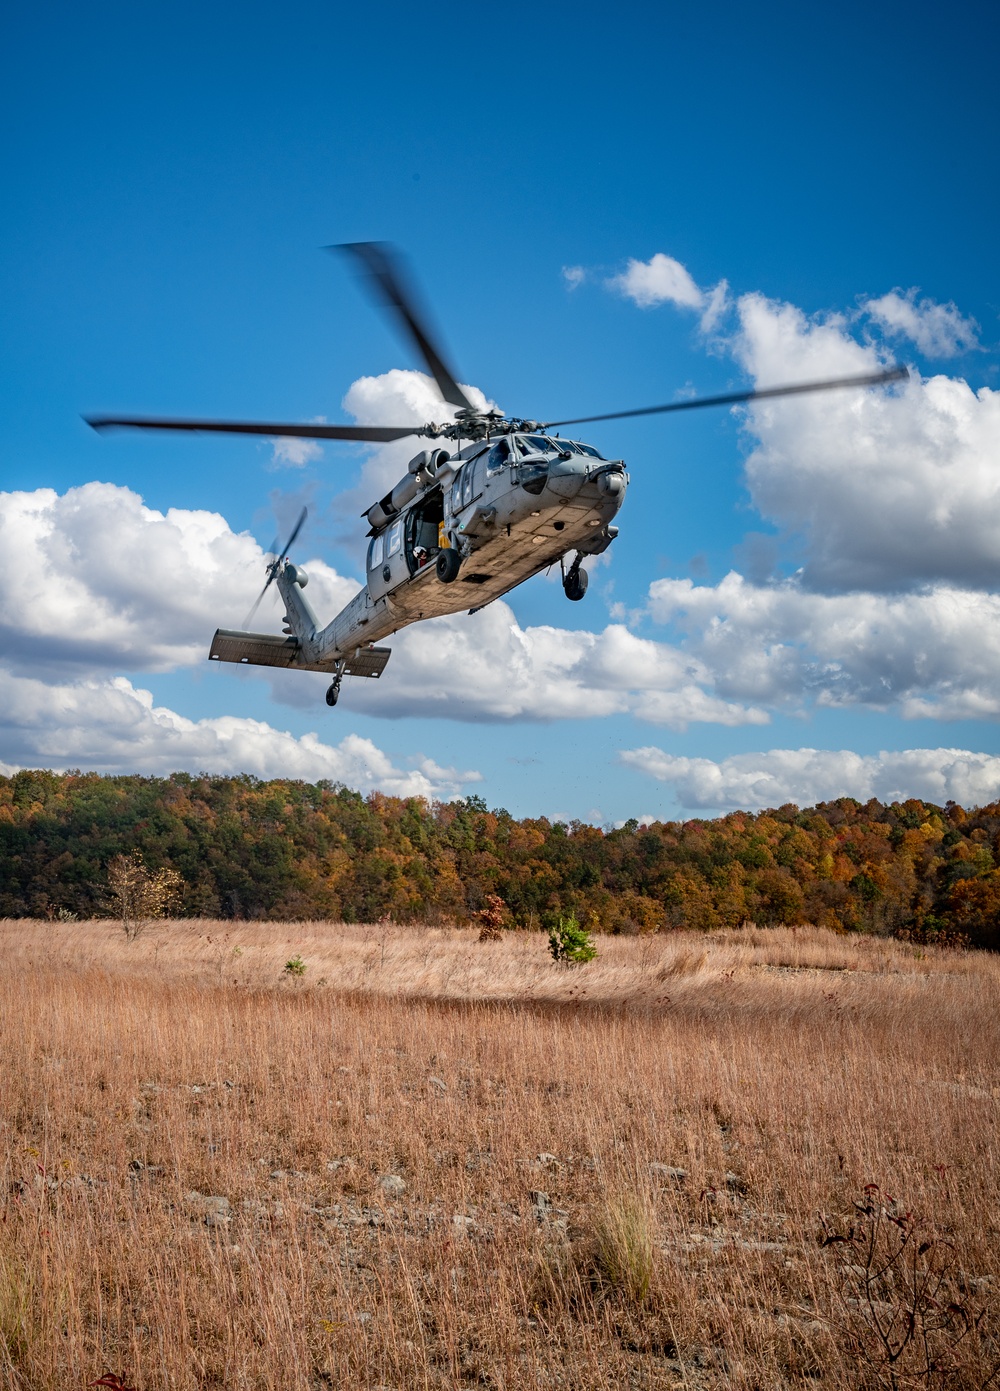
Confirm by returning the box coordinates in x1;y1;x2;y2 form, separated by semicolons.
2;770;1000;946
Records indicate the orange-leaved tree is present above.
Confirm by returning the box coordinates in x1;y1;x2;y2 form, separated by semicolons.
106;851;182;942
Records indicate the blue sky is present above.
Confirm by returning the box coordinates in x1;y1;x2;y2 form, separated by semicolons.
2;0;999;821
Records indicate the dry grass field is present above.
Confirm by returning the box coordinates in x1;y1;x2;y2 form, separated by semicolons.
2;919;999;1389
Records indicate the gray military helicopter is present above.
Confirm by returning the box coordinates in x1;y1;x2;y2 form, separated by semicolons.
88;243;906;707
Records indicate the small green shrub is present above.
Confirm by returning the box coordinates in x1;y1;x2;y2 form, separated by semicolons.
283;955;306;977
548;915;597;965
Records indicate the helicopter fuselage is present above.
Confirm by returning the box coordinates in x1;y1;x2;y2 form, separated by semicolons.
209;433;627;692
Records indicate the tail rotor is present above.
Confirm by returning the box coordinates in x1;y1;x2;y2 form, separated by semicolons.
243;506;307;629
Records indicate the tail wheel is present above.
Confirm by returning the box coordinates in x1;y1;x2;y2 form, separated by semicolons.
436;548;462;584
325;682;340;707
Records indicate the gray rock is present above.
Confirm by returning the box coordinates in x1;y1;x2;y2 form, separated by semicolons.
128;1158;164;1177
530;1190;551;1215
379;1173;406;1197
535;1152;560;1168
650;1163;688;1183
186;1191;231;1227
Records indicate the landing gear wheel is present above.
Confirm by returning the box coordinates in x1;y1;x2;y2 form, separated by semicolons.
436;548;462;584
325;681;341;707
564;568;588;601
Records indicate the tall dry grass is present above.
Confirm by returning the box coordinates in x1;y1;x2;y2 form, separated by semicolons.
1;918;998;1389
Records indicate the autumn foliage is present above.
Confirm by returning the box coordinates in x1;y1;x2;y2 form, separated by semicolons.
105;850;183;941
2;769;1000;947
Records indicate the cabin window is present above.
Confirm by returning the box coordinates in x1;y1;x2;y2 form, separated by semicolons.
368;534;384;570
386;519;403;558
462;461;476;508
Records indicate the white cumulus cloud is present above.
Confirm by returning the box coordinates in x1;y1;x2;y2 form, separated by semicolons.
610;256;995;591
0;670;478;798
266;603;770;729
648;572;1000;719
620;745;1000;811
862;288;981;358
0;481;775;733
0;482;358;677
731;293;1000;593
611;253;704;310
270;436;324;467
607;253;729;333
618;273;1000;725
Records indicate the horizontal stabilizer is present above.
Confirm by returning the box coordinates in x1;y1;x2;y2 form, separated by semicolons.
343;645;391;679
209;629;316;670
208;630;390;679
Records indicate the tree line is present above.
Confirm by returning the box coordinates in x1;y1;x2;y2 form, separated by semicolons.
1;768;999;948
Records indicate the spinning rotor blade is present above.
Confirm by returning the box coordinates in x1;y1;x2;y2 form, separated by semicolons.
334;241;475;414
86;416;421;443
542;366;909;430
278;505;308;562
243;584;272;631
243;506;307;629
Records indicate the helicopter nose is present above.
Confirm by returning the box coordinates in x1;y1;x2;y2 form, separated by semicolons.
541;454;591;498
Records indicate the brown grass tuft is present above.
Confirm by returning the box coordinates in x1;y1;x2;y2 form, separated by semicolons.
589;1192;656;1305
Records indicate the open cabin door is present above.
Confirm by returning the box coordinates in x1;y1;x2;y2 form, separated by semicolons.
365;486;445;600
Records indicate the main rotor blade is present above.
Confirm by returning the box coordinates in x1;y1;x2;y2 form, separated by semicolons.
542;366;909;430
334;241;475;414
86;415;422;443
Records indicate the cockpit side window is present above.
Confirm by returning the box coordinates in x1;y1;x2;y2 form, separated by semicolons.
577;442;604;458
386;518;403;558
451;465;464;511
486;438;510;472
368;533;384;570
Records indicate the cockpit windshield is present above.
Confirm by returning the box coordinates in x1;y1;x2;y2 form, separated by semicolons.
515;434;604;459
516;435;556;455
